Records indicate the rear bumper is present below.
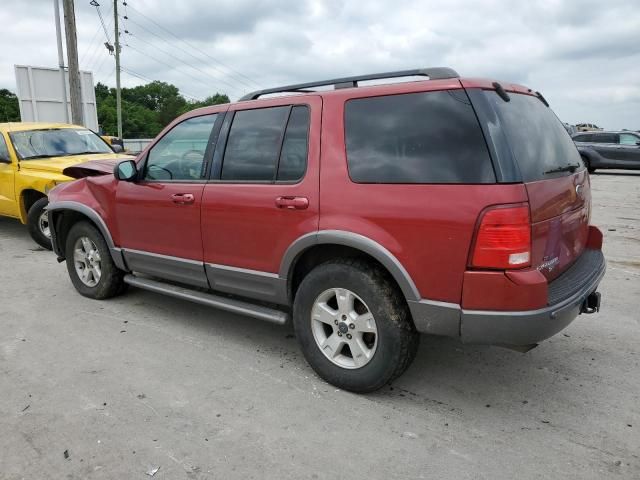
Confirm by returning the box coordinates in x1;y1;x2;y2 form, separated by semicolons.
409;248;606;346
460;249;606;345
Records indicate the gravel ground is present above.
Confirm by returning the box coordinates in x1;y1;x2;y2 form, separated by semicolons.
1;171;638;479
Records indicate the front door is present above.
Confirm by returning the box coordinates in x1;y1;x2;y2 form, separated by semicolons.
201;97;321;303
115;111;224;288
0;133;17;217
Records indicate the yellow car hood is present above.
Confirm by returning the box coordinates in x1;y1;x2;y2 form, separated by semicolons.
19;152;134;175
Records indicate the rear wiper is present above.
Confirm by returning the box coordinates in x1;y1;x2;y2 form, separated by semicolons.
544;163;580;174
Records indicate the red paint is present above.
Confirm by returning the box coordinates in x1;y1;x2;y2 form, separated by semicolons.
114;181;206;260
526;170;590;281
462;270;548;311
49;76;603;312
200;96;321;273
586;226;603;250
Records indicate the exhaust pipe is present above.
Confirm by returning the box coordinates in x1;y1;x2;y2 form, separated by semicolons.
581;291;601;314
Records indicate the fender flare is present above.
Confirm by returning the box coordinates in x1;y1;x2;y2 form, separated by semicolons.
47;200;127;270
279;230;421;302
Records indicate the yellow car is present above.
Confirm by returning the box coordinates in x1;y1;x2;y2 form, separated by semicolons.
0;122;132;249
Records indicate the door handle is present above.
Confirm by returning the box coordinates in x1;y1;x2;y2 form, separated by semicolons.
171;193;195;205
275;196;309;210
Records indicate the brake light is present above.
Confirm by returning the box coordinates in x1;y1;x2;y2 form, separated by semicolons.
471;204;531;269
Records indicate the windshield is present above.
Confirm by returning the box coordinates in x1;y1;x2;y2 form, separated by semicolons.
486;92;584;181
10;128;113;160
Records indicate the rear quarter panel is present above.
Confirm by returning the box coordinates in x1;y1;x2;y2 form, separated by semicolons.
318;84;528;304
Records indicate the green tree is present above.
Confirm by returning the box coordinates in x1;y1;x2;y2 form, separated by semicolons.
95;81;227;138
181;93;230;114
0;89;20;122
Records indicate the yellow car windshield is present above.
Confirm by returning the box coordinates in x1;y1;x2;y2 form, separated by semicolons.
10;128;113;160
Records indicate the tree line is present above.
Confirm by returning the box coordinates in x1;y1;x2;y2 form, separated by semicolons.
0;82;229;138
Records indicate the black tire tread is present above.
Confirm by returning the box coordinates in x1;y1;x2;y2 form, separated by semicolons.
65;221;125;300
26;197;52;250
294;258;419;392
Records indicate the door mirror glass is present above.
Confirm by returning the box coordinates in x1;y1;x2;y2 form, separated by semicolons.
111;144;124;153
0;154;10;164
114;160;137;181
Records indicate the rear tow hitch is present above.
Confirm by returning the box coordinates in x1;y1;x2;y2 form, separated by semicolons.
581;292;601;314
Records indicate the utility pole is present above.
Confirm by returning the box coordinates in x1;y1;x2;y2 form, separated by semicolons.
62;0;84;125
114;0;123;139
53;0;69;122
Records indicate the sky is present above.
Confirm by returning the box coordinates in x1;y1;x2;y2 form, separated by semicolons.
1;0;639;130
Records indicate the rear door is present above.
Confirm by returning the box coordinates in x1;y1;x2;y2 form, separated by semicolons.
481;90;590;281
588;133;618;164
201;96;321;302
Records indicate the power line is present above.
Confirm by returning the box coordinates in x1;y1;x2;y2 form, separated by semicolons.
124;43;219;99
126;31;244;97
79;23;103;65
126;3;260;90
124;16;247;96
94;1;111;43
84;2;114;72
120;66;202;101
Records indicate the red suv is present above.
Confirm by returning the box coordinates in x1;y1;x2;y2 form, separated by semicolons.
47;67;605;392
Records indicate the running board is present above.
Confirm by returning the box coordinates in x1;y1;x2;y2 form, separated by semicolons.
123;274;289;325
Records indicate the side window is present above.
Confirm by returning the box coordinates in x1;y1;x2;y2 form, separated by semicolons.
144;114;217;181
221;106;289;181
277;106;310;181
595;133;617;144
0;134;10;161
345;90;495;183
619;133;639;145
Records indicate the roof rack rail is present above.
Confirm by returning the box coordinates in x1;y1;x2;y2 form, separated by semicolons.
239;67;459;101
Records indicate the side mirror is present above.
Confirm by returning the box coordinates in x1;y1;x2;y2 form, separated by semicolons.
111;144;124;153
0;155;10;164
114;160;138;181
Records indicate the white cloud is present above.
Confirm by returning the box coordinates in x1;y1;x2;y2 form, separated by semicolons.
0;0;638;129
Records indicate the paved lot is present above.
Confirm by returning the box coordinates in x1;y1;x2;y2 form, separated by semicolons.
1;171;639;479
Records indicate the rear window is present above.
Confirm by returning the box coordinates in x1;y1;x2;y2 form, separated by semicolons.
486;92;584;181
344;90;495;184
573;134;590;142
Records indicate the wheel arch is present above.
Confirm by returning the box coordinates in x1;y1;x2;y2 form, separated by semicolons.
281;230;421;304
19;188;47;223
47;201;127;271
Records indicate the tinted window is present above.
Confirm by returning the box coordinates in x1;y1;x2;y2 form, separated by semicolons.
345;90;495;184
145;114;217;181
221;106;289;181
573;134;590;142
593;133;618;144
619;133;639;145
277;106;309;181
0;134;9;160
486;92;583;181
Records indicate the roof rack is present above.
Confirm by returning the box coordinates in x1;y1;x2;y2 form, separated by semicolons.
239;67;459;101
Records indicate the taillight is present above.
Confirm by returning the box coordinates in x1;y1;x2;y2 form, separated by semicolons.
470;204;531;269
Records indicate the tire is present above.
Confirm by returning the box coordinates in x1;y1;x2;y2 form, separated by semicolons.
27;197;52;250
293;259;419;393
582;155;595;174
65;221;126;299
